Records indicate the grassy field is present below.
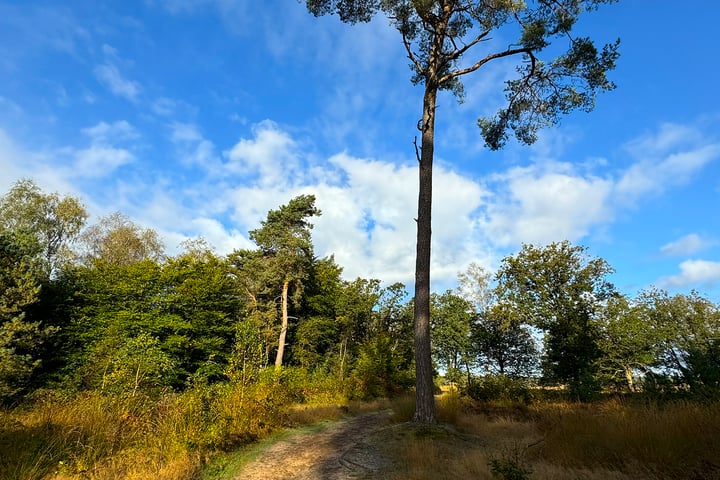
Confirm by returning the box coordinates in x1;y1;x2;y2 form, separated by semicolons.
382;392;720;480
1;388;719;480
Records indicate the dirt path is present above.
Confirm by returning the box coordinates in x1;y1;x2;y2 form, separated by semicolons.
234;410;395;480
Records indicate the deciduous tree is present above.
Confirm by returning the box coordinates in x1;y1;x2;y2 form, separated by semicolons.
596;293;657;391
0;179;87;276
473;303;538;378
80;212;164;266
430;290;473;381
496;241;614;398
641;289;720;395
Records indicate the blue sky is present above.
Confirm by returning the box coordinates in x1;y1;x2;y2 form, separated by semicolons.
1;0;719;300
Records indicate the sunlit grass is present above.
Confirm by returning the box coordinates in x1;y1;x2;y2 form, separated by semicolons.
3;387;719;480
381;396;720;480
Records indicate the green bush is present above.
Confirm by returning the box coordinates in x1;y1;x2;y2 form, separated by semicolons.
351;334;413;400
466;375;534;404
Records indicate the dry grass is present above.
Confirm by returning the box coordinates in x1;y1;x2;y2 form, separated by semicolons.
0;378;390;480
535;399;720;479
381;395;720;480
0;391;206;480
4;388;719;480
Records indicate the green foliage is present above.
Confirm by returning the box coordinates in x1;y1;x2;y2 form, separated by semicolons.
0;317;56;402
293;316;339;369
0;232;57;403
473;304;539;378
685;340;720;398
99;332;175;396
226;318;266;387
489;456;532;480
0;232;40;321
352;334;412;399
65;249;242;391
466;374;534;404
430;290;474;373
496;241;614;396
80;211;164;266
596;294;658;391
0;179;87;275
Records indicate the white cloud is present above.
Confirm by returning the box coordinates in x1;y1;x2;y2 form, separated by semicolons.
190;217;252;252
480;163;613;247
624;123;705;157
224;120;302;188
0;128;79;195
3;118;719;293
658;260;720;290
69;121;138;177
94;63;141;102
660;234;714;256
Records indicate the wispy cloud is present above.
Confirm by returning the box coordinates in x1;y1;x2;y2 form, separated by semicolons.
71;121;138;178
660;233;714;256
170;122;219;168
615;123;720;204
82;120;138;143
94;63;141;102
93;46;141;103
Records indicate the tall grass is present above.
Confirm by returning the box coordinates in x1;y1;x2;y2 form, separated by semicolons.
4;385;719;480
383;396;720;480
0;369;352;480
535;399;720;479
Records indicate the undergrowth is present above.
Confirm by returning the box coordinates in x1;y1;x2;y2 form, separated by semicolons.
0;368;350;480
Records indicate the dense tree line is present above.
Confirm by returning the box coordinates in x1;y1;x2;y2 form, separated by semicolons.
1;180;718;405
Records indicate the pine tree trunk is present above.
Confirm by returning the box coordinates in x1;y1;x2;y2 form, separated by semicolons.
413;81;438;424
275;280;290;368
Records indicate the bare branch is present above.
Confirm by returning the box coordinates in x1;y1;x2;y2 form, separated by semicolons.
402;31;424;74
441;46;533;83
447;29;492;62
413;136;421;163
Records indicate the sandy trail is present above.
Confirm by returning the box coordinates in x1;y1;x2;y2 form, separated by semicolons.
235;410;395;480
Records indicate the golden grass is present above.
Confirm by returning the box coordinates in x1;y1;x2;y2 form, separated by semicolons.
0;379;391;480
3;387;719;480
380;396;720;480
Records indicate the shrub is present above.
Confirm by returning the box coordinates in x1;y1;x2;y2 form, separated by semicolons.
466;375;534;404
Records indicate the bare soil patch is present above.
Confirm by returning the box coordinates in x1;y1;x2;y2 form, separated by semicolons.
234;410;396;480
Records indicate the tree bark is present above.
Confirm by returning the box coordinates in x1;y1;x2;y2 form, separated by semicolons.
413;81;438;424
275;280;290;368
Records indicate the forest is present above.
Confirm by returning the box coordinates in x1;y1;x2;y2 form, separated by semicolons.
1;178;719;479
